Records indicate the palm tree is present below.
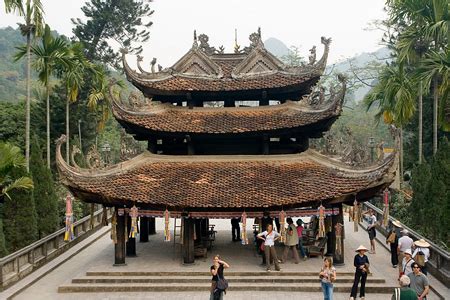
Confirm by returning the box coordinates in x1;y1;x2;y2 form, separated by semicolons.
6;0;45;171
0;142;34;201
365;63;416;184
15;25;70;168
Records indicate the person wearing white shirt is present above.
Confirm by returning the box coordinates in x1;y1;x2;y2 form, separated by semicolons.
398;230;414;264
400;249;415;278
413;239;431;275
257;224;281;272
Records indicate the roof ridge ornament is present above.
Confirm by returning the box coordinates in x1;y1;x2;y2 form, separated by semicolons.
192;30;198;49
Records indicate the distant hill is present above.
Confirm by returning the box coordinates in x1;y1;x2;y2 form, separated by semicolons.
264;37;290;58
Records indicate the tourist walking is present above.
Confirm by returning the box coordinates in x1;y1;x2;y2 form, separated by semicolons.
412;239;430;275
210;255;230;300
319;257;336;300
398;229;414;265
364;209;377;253
408;262;429;300
400;249;415;278
230;217;241;242
350;245;370;300
386;220;402;268
392;275;418;300
257;224;281;272
296;219;307;260
282;218;300;264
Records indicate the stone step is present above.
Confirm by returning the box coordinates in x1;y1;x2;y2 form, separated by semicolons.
86;271;362;277
58;282;397;294
72;276;385;284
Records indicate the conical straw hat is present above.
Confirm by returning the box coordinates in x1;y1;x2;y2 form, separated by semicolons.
414;239;430;248
355;245;369;252
392;220;403;228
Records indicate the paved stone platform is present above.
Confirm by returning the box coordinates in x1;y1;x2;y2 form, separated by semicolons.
4;217;448;300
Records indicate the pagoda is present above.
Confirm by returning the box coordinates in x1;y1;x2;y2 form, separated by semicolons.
56;29;395;265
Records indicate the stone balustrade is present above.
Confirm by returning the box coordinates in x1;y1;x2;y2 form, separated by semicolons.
0;208;112;291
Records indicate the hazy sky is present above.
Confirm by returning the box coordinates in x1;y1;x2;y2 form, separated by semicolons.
0;0;387;68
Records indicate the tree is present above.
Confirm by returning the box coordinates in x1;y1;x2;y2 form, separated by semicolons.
0;219;8;257
72;0;154;69
7;0;45;171
2;167;38;252
30;136;58;238
0;142;34;201
15;25;70;168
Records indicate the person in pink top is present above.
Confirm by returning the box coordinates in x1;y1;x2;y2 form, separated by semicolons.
296;219;307;260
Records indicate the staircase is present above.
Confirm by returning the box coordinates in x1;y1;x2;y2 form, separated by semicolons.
58;271;397;293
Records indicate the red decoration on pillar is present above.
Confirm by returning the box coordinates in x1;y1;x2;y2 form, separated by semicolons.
382;188;390;227
318;205;325;238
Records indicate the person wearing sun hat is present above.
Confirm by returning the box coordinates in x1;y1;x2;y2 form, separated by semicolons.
349;245;370;300
386;220;403;268
400;249;415;278
412;239;431;275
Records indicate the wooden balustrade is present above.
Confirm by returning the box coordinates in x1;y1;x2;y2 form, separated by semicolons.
0;208;112;291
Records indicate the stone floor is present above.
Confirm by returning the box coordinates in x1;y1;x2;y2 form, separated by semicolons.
4;217;449;300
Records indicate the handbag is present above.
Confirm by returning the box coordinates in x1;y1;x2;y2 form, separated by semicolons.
387;231;396;243
259;243;265;252
217;276;228;290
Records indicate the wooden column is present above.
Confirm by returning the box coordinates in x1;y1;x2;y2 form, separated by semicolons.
187;93;194;109
262;134;269;155
148;217;156;235
140;217;149;243
260;90;269;106
224;99;234;107
114;210;126;265
333;204;345;265
126;216;136;257
183;217;195;264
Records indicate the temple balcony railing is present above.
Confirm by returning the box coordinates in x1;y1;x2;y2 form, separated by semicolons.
360;202;450;288
0;208;112;291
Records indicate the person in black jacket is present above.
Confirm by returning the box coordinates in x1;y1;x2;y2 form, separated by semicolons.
230;217;241;242
350;245;370;300
386;220;403;268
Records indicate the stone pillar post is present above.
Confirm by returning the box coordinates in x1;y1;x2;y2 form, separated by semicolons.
126;216;137;257
148;217;156;235
333;204;345;265
140;217;149;243
183;217;195;264
114;210;126;266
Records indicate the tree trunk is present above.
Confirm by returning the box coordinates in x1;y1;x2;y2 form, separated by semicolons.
66;95;70;164
418;81;423;164
400;127;403;187
25;32;31;172
433;76;438;155
46;78;51;168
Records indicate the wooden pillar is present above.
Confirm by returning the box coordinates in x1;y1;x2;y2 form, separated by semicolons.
186;135;195;155
224;99;234;107
260;90;269;106
262;134;269;155
114;210;126;265
148;217;156;235
140;217;149;243
183;217;195;264
326;215;334;256
333;204;345;265
187;93;194;109
126;216;136;257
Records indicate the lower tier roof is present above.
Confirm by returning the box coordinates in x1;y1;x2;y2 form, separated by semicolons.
56;135;395;211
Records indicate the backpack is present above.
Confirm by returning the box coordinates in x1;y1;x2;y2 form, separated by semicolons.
415;250;426;267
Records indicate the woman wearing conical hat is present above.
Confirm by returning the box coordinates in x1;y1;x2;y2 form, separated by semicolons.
412;239;431;275
350;245;370;300
386;220;403;268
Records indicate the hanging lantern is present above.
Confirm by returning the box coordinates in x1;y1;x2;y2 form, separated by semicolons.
353;198;359;232
335;223;343;256
111;209;117;244
129;205;138;238
164;209;171;242
64;193;75;242
318;204;325;238
279;210;286;243
382;188;390;227
241;212;248;245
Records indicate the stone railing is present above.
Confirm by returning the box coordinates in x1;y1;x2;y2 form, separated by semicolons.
361;202;450;288
0;208;112;291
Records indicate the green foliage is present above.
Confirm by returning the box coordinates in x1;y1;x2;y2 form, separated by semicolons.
2;167;38;253
409;139;450;247
0;219;8;257
72;0;154;69
30;136;59;238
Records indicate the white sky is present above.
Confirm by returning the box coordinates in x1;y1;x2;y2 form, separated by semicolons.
0;0;387;67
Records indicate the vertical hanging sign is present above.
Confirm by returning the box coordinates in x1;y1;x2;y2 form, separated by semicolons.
164;209;171;242
353;198;359;232
129;205;138;238
279;210;286;243
318;204;325;238
382;188;390;227
64;193;75;241
241;212;248;245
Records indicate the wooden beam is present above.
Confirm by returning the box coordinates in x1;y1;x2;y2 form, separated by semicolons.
114;210;126;265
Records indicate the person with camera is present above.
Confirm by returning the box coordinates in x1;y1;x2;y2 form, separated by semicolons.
319;256;336;300
210;255;230;300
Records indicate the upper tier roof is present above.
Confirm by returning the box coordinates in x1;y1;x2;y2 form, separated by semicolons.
122;32;331;101
56;135;396;211
111;75;346;137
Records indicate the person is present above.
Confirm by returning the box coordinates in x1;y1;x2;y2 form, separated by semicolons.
386;220;403;268
296;219;307;260
282;218;300;264
412;239;430;275
230;217;241;242
210;255;230;300
408;262;429;300
391;275;418;300
319;256;336;300
365;209;377;253
400;249;415;278
257;224;281;272
398;229;414;265
350;245;370;300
